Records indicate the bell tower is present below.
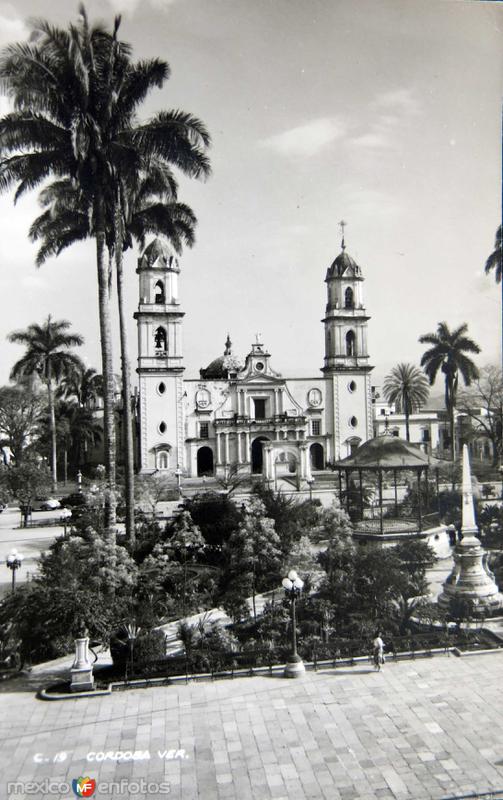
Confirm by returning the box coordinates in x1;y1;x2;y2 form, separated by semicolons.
134;238;185;473
322;223;373;458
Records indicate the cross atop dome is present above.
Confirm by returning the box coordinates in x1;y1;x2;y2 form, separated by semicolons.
339;219;347;251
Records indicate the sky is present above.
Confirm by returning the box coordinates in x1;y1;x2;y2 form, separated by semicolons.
0;0;501;393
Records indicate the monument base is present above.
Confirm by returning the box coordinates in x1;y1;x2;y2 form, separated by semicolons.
283;655;306;679
70;667;95;692
437;539;503;615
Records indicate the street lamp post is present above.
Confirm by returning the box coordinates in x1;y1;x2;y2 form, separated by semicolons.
282;569;305;678
124;622;141;677
306;477;314;502
175;466;183;498
6;549;24;591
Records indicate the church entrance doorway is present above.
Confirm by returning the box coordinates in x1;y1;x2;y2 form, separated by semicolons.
197;446;214;477
310;442;324;471
251;436;269;474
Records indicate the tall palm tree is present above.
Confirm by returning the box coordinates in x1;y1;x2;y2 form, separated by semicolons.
419;322;480;460
485;224;503;369
0;8;210;531
30;175;197;544
8;317;84;491
383;363;430;441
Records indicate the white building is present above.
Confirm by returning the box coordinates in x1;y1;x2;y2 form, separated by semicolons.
134;235;374;483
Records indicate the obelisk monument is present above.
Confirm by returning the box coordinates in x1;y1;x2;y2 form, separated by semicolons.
437;444;503;613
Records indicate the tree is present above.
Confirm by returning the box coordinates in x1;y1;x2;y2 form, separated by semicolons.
0;386;42;465
134;473;175;517
0;459;52;527
0;8;211;531
458;365;503;466
8;317;84;491
58;365;103;409
485;224;503;369
36;399;102;478
383;363;430;441
167;511;205;617
223;498;282;622
0;529;138;663
253;484;322;556
485;225;502;284
419;322;480;460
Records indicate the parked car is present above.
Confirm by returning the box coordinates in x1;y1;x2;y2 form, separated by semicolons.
59;508;72;520
31;497;61;511
0;502;6;512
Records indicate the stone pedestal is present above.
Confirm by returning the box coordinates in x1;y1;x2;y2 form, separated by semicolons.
283;655;306;679
70;637;95;692
437;445;503;615
437;539;503;614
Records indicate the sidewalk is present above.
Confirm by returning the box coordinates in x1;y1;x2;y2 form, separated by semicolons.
2;651;503;799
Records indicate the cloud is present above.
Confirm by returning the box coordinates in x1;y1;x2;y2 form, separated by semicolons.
374;88;420;115
0;4;28;47
106;0;177;15
349;88;421;150
259;117;346;158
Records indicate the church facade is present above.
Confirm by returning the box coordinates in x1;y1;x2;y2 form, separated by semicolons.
134;236;374;484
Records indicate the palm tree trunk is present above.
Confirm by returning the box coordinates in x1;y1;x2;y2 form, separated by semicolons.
95;201;117;534
47;377;58;493
114;201;135;547
405;408;410;442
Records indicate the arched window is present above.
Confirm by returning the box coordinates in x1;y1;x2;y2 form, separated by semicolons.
346;330;356;357
157;450;169;470
154;327;167;351
344;287;354;309
154;280;165;304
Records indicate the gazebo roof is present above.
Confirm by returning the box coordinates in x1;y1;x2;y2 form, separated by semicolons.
335;435;440;470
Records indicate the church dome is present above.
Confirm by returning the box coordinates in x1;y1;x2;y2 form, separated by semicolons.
138;237;180;273
200;335;244;379
326;238;361;279
327;233;362;280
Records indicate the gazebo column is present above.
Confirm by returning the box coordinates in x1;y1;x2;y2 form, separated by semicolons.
424;466;429;514
393;469;398;517
338;470;342;506
345;470;351;515
435;467;440;514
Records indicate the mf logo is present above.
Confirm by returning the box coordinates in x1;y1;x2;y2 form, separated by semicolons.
72;776;96;797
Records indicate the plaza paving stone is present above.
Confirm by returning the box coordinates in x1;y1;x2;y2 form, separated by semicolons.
2;654;503;798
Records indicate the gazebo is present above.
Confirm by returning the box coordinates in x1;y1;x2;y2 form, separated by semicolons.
334;435;442;538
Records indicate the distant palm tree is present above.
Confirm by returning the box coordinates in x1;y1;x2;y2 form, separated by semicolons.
58;366;103;410
383;363;430;441
485;225;502;284
8;317;84;491
485;224;503;369
419;322;480;460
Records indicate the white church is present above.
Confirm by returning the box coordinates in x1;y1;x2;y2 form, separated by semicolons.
134;233;374;484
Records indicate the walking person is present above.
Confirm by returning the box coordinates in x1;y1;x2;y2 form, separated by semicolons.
373;631;385;671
